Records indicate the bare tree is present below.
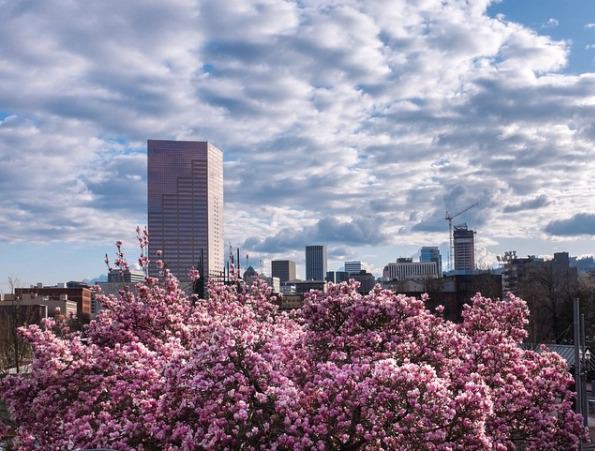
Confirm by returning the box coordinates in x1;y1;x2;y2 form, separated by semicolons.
0;277;34;375
516;263;579;344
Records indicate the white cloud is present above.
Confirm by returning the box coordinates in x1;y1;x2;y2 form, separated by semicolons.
541;18;559;29
0;0;594;268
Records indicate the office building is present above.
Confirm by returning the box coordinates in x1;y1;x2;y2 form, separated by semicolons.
453;225;475;273
15;285;91;318
384;272;502;322
420;247;442;276
1;293;78;319
350;270;376;294
305;245;327;281
148;140;224;287
271;260;296;284
501;252;578;295
344;261;362;274
107;268;145;283
293;280;327;294
382;260;439;281
93;281;139;318
326;271;348;283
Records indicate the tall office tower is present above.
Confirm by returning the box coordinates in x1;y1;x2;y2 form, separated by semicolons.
453;225;475;273
420;247;442;276
271;260;296;284
305;245;327;281
344;260;362;274
148;140;224;287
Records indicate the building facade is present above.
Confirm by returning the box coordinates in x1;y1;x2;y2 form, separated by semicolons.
305;245;327;281
344;261;362;274
420;247;442;276
382;260;439;281
293;280;327;294
1;293;77;318
350;270;376;294
271;260;296;284
107;268;145;283
453;225;475;273
326;271;348;283
148;140;224;288
15;286;91;318
93;281;139;318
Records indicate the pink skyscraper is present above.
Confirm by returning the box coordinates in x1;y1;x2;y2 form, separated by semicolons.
148;140;224;288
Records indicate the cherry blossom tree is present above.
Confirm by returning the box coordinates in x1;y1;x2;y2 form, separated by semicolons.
0;240;587;450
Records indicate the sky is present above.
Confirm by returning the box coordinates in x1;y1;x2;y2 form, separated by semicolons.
1;0;595;291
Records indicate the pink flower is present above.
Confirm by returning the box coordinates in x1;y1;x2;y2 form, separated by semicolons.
0;237;586;450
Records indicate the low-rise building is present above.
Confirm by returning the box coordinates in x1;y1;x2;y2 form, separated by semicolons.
1;293;77;319
326;271;348;283
107;268;145;283
344;261;362;274
383;259;439;281
350;270;376;294
92;281;139;317
290;280;327;295
15;285;91;319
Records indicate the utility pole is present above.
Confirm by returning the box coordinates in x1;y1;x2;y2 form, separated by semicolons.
573;297;589;445
193;249;206;300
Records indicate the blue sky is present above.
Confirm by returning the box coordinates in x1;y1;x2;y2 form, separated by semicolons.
489;0;595;73
1;0;595;292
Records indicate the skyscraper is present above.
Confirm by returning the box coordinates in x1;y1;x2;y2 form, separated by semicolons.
305;245;327;281
271;260;296;284
148;140;224;287
453;225;475;273
420;247;442;275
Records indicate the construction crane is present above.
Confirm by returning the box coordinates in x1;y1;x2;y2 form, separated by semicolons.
445;202;478;271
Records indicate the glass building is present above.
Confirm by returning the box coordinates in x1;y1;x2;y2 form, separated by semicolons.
305;245;327;281
148;140;224;287
271;260;296;284
420;247;442;276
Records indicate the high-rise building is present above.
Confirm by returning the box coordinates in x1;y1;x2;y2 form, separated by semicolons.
148;140;224;287
420;247;442;276
344;261;362;274
271;260;296;284
305;245;327;281
453;225;475;273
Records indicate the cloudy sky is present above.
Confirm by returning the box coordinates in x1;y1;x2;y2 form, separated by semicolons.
1;0;595;290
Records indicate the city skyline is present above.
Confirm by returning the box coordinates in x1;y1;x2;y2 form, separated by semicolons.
2;0;595;291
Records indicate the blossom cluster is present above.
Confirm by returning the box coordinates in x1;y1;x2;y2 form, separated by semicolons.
0;248;586;450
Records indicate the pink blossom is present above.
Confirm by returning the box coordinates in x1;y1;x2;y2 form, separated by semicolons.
0;238;587;450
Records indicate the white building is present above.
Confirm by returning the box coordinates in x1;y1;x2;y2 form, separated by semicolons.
344;261;362;274
382;260;439;281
